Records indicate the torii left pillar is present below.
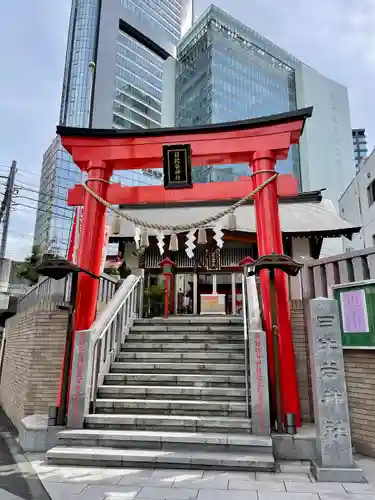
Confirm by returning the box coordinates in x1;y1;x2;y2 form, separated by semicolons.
66;160;111;412
74;161;111;332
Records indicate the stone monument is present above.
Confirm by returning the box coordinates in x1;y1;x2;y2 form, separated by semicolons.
309;297;365;482
245;274;270;436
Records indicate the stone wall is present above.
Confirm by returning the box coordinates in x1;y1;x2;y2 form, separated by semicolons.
0;301;68;429
291;300;313;423
344;350;375;458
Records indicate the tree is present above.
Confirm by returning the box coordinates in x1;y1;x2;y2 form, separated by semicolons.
16;245;42;285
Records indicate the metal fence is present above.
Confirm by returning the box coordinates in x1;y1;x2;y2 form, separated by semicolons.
302;247;375;300
17;273;118;313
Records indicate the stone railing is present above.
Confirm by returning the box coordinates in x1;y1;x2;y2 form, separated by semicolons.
302;247;375;299
17;273;118;313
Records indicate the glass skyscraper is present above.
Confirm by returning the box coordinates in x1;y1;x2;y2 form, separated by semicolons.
352;129;368;171
34;0;193;255
176;6;301;183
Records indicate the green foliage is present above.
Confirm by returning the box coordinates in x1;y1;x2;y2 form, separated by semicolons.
144;283;165;317
16;245;42;285
104;267;120;277
146;284;165;300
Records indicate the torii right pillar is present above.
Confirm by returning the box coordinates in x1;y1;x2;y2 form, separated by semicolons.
251;150;301;427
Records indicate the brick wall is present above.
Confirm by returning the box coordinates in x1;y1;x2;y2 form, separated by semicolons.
344;350;375;458
291;299;313;423
0;301;69;429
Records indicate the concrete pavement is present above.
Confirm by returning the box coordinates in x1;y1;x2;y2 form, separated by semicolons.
0;408;51;500
26;453;375;500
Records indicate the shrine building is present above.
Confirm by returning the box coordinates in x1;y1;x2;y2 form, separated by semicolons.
107;177;359;316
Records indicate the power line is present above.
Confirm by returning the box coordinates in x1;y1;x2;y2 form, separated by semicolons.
0;161;17;258
12;203;72;221
14;183;68;203
14;195;73;214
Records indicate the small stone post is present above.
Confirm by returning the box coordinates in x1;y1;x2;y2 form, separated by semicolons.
249;329;270;436
309;297;365;482
67;329;93;429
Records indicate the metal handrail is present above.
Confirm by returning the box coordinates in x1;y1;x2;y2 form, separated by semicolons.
242;274;251;418
89;274;144;411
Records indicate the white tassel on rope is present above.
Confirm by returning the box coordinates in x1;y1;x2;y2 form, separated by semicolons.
213;221;224;249
134;226;141;250
227;212;237;231
185;229;196;259
156;231;165;255
140;228;149;248
169;233;179;252
197;228;207;245
112;213;121;235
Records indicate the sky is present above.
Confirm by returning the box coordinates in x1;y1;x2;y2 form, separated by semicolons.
0;0;374;260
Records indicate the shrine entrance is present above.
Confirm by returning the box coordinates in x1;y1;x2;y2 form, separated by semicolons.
61;106;314;427
174;270;243;316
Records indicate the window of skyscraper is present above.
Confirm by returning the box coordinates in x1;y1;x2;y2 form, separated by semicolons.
121;0;183;43
176;13;301;183
114;29;163;131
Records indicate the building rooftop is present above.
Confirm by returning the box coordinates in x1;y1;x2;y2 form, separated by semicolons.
112;190;360;241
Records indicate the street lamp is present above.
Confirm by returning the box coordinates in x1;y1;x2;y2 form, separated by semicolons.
159;257;175;319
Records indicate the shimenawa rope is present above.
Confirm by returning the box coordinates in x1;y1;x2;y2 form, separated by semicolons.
81;169;278;233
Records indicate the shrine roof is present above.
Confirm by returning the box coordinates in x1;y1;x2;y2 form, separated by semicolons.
57;107;313;139
111;191;360;240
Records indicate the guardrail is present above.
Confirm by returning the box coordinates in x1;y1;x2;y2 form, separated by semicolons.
90;275;143;412
67;274;144;427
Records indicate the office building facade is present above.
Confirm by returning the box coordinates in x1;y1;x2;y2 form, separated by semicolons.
339;147;375;251
34;0;193;255
176;5;354;212
352;128;368;171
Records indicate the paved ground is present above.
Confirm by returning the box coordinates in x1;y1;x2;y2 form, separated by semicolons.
0;409;51;500
25;453;375;500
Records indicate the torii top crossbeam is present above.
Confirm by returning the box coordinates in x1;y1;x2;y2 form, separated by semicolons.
57;107;313;172
58;107;313;429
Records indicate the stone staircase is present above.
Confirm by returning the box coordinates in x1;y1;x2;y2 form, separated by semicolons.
47;316;275;471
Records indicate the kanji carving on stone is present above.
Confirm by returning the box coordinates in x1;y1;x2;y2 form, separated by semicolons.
320;360;340;379
316;314;335;328
321;389;344;405
323;420;348;448
317;337;340;353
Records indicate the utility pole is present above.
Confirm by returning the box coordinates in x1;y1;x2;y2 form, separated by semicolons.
0;161;17;259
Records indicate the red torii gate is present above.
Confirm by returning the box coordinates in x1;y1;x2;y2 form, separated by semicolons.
59;107;313;427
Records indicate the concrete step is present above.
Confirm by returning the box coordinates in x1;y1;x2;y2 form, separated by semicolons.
131;325;244;333
46;446;275;471
134;317;243;326
55;429;271;454
123;341;245;352
117;351;244;363
103;373;246;387
94;399;246;417
84;414;252;434
111;361;245;374
127;333;244;343
98;385;246;401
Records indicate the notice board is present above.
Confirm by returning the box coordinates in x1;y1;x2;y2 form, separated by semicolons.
333;280;375;348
